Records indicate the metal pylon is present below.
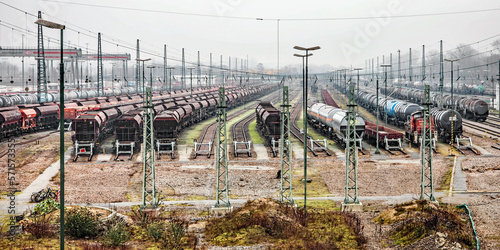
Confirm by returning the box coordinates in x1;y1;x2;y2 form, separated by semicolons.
420;85;435;201
215;87;230;208
344;85;359;204
36;11;48;103
97;33;103;97
136;39;140;93
142;87;156;207
280;86;293;205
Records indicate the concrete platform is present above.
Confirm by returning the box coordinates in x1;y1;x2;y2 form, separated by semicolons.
341;202;363;212
253;144;269;161
211;206;233;216
178;145;191;162
97;154;112;162
292;144;307;159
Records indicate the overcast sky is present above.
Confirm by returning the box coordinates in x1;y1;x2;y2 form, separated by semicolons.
1;0;500;72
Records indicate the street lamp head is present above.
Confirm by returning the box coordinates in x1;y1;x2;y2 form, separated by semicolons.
380;64;392;68
256;18;263;20
136;58;151;62
294;46;321;51
35;19;65;30
187;67;195;70
353;68;363;71
147;65;156;68
444;58;460;62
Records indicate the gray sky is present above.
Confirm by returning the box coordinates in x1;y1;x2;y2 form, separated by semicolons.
1;0;500;71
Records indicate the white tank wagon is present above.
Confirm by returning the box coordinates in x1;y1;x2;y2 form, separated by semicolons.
307;102;365;148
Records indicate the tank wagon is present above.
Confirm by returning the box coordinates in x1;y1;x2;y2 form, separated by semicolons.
307;102;365;149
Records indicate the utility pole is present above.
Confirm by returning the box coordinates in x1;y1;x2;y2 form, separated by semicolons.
182;48;185;89
382;64;391;125
213;87;232;214
142;86;156;208
342;85;362;212
97;32;103;97
439;40;444;109
420;85;436;202
445;58;460;110
409;48;412;83
375;78;380;154
136;39;140;93
197;51;201;87
280;86;293;205
422;45;426;82
164;45;167;91
497;60;500;117
209;53;212;87
353;68;363;112
398;50;401;85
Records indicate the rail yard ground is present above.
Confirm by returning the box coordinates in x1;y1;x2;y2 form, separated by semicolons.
1;88;499;249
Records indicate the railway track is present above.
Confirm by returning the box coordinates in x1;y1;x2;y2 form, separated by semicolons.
487;115;500;123
454;145;480;156
231;112;255;157
289;97;331;157
193;102;259;159
463;120;500;138
0;131;60;158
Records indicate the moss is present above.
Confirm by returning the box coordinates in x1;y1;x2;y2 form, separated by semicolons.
437;163;454;192
291;169;331;198
205;198;363;249
248;119;264;144
293;199;339;211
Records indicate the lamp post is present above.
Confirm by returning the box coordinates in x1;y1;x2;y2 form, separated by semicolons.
187;67;195;100
375;77;381;154
294;45;320;214
381;64;391;126
353;68;363;112
444;59;460;110
35;17;65;250
136;58;151;95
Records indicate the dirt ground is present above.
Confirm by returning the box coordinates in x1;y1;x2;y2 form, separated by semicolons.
319;158;450;197
0;131;72;194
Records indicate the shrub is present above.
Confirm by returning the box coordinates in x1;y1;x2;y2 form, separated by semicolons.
102;222;130;247
65;207;100;238
33;198;60;215
23;215;55;238
147;222;165;242
161;221;187;250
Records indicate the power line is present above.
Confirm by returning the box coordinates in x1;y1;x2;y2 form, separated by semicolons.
41;1;500;21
